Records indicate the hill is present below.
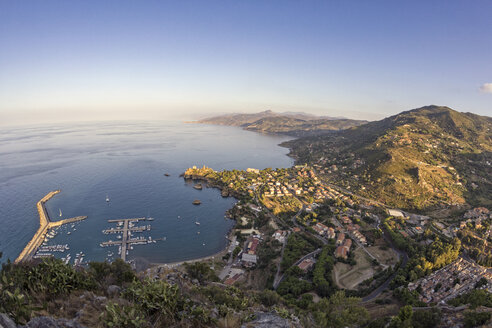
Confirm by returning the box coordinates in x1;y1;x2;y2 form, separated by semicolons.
242;116;367;136
194;110;367;136
284;105;492;211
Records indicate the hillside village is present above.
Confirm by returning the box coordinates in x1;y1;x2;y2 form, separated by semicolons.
182;163;492;327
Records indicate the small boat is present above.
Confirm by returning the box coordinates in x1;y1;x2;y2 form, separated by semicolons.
59;209;62;217
195;221;200;225
67;231;71;235
164;173;170;177
192;199;201;205
106;195;110;202
193;184;203;190
177;216;181;219
202;243;206;246
197;231;200;234
147;217;154;221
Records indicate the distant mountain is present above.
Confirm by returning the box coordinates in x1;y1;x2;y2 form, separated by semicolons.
194;110;367;136
242;116;367;136
285;106;492;212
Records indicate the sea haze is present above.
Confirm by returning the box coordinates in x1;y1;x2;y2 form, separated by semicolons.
0;121;293;264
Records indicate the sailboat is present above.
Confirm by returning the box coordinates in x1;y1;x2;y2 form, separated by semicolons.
59;209;62;217
106;195;110;202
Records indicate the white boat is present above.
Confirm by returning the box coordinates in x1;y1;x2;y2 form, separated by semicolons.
147;217;154;221
195;221;200;225
106;195;110;202
59;209;62;217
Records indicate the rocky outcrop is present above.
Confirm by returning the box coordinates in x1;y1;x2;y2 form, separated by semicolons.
0;313;85;328
0;313;17;328
241;312;299;328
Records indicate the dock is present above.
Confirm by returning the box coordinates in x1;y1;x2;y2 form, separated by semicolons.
101;218;153;261
15;190;87;263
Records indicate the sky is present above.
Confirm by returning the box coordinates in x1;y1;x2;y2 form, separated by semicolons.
0;0;491;126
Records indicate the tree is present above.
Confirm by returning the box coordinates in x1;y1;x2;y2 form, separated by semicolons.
313;291;369;328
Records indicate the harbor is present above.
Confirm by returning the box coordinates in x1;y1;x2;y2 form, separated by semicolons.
100;217;157;261
15;190;87;264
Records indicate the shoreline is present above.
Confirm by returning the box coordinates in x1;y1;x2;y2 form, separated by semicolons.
150;225;235;269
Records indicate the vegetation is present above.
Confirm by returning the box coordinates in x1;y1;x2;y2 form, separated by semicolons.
312;245;336;297
280;233;316;271
286;106;492;211
463;311;491;328
312;291;368;328
447;289;492;309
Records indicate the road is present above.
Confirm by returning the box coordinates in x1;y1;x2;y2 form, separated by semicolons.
273;248;323;289
361;228;408;302
253;173;409;300
272;232;290;288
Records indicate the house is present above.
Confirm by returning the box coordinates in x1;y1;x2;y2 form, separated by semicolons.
297;258;316;272
341;216;352;225
247;238;260;254
272;230;288;243
335;246;348;259
342;238;352;249
241;253;257;267
335;238;352;260
326;227;336;239
312;222;329;236
336;233;345;246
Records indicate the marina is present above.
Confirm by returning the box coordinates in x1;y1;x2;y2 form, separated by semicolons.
100;217;157;261
15;191;87;264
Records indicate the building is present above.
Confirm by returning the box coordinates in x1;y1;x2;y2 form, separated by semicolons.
241;253;257;267
335;246;348;259
297;258;316;272
388;209;405;218
335;238;352;260
336;233;345;246
341;216;352;225
247;238;260;255
272;230;288;243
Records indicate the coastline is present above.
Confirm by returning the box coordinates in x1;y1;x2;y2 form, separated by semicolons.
150;225;235;269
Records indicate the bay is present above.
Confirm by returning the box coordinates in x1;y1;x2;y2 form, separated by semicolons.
0;121;293;264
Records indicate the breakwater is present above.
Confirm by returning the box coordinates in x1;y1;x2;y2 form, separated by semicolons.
15;190;87;263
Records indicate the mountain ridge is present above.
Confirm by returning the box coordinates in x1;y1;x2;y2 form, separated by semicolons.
192;110;367;136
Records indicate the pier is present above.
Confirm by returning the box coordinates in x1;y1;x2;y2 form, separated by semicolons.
101;218;153;261
15;190;87;263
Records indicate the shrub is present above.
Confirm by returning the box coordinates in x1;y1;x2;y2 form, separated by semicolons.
101;302;148;328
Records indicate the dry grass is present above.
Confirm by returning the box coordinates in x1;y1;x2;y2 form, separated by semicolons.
333;247;375;290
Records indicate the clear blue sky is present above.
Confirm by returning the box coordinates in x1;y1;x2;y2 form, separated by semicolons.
0;0;491;125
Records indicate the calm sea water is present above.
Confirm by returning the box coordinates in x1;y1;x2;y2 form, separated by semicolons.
0;121;293;264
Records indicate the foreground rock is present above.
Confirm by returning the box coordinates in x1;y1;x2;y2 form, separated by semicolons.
241;312;299;328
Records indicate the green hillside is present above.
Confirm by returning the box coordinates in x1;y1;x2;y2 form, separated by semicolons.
285;106;492;211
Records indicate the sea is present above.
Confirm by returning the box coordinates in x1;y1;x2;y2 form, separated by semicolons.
0;121;293;265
